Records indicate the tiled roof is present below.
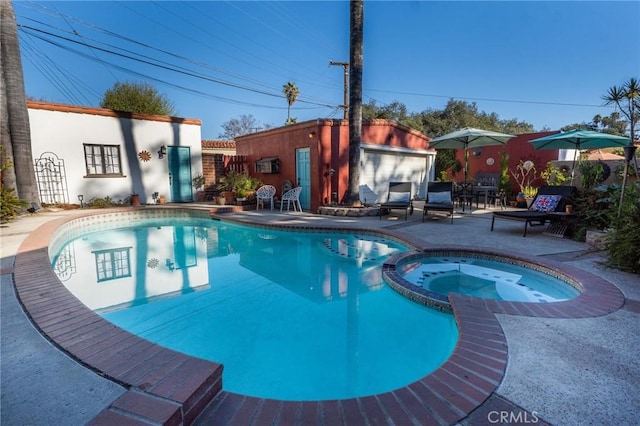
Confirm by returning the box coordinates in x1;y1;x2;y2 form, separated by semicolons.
202;140;236;149
586;149;624;161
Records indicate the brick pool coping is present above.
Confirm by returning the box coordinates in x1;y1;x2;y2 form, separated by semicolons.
12;208;625;425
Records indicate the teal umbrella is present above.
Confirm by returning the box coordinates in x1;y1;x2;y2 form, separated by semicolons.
428;127;515;182
529;129;631;184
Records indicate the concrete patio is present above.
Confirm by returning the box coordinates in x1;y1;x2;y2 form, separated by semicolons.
1;203;638;425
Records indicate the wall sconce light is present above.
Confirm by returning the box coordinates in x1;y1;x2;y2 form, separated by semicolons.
77;194;84;208
308;131;316;139
323;164;335;177
158;145;167;159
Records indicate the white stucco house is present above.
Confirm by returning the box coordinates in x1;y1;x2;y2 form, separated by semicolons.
27;101;203;205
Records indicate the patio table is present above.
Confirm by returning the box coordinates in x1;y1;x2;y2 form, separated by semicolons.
473;185;497;209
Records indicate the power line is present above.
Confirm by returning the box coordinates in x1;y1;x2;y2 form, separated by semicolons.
17;3;342;108
18;24;338;109
365;88;612;109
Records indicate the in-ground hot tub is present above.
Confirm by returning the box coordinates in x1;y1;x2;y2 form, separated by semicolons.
383;249;582;311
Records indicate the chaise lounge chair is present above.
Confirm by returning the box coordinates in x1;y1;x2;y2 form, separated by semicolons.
491;185;577;237
379;182;414;220
423;182;455;223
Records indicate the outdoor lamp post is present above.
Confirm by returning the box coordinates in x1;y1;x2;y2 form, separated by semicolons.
77;194;84;208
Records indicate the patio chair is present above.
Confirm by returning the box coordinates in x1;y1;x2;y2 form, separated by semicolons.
454;182;474;212
491;185;577;237
423;182;455;223
379;182;414;220
280;186;303;212
256;185;276;210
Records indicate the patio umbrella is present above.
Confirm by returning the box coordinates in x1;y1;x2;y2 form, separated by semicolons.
428;127;515;182
529;129;631;184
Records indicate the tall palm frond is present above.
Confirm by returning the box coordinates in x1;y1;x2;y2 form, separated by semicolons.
282;82;299;124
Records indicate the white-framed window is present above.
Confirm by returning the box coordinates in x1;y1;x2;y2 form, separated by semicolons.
84;144;122;176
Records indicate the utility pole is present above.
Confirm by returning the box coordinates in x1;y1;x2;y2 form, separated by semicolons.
329;60;349;119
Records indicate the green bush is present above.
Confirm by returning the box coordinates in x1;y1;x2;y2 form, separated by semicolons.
86;196;118;208
0;186;29;222
0;146;29;222
577;158;605;190
541;162;570;186
573;186;613;240
603;182;640;274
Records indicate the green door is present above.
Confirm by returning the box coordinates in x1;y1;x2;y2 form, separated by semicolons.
167;146;193;202
296;148;311;210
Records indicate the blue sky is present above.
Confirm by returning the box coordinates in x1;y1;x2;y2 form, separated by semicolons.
15;1;639;139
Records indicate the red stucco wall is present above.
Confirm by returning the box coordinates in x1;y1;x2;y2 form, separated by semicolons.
235;119;431;211
454;131;560;190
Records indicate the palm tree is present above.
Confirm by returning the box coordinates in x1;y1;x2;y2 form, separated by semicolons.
603;77;640;217
1;0;39;204
347;0;363;206
602;77;640;145
282;82;299;125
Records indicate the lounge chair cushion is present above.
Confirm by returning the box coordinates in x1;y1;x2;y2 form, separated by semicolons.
428;191;452;204
388;192;410;203
529;194;562;212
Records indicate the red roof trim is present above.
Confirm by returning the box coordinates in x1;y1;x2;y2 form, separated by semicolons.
26;101;201;126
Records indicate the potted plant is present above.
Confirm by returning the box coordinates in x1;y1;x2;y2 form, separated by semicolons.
510;160;537;207
218;170;241;204
192;173;206;202
219;171;262;204
214;194;226;205
235;174;262;203
522;185;537;208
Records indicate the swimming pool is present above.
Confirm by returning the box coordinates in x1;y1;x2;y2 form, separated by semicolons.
51;218;458;401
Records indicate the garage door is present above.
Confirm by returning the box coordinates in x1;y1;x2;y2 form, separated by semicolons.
360;150;430;204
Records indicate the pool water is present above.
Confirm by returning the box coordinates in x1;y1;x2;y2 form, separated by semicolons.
398;256;580;302
51;219;458;401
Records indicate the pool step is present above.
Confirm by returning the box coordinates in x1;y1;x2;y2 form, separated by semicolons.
321;236;397;263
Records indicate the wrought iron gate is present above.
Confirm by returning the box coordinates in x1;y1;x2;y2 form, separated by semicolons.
34;152;69;204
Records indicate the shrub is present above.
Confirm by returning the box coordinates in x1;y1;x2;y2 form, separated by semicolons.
541;162;570;186
603;182;640;274
0;186;28;222
86;196;119;208
572;186;613;240
577;158;605;190
0;146;29;222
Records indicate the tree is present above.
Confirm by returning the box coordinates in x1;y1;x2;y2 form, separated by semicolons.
347;0;364;206
282;82;299;125
562;112;627;135
219;114;272;139
603;77;639;142
362;99;423;130
100;81;177;116
1;0;39;205
419;100;534;179
603;77;640;217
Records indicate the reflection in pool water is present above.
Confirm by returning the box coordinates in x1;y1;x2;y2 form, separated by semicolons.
51;219;458;401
